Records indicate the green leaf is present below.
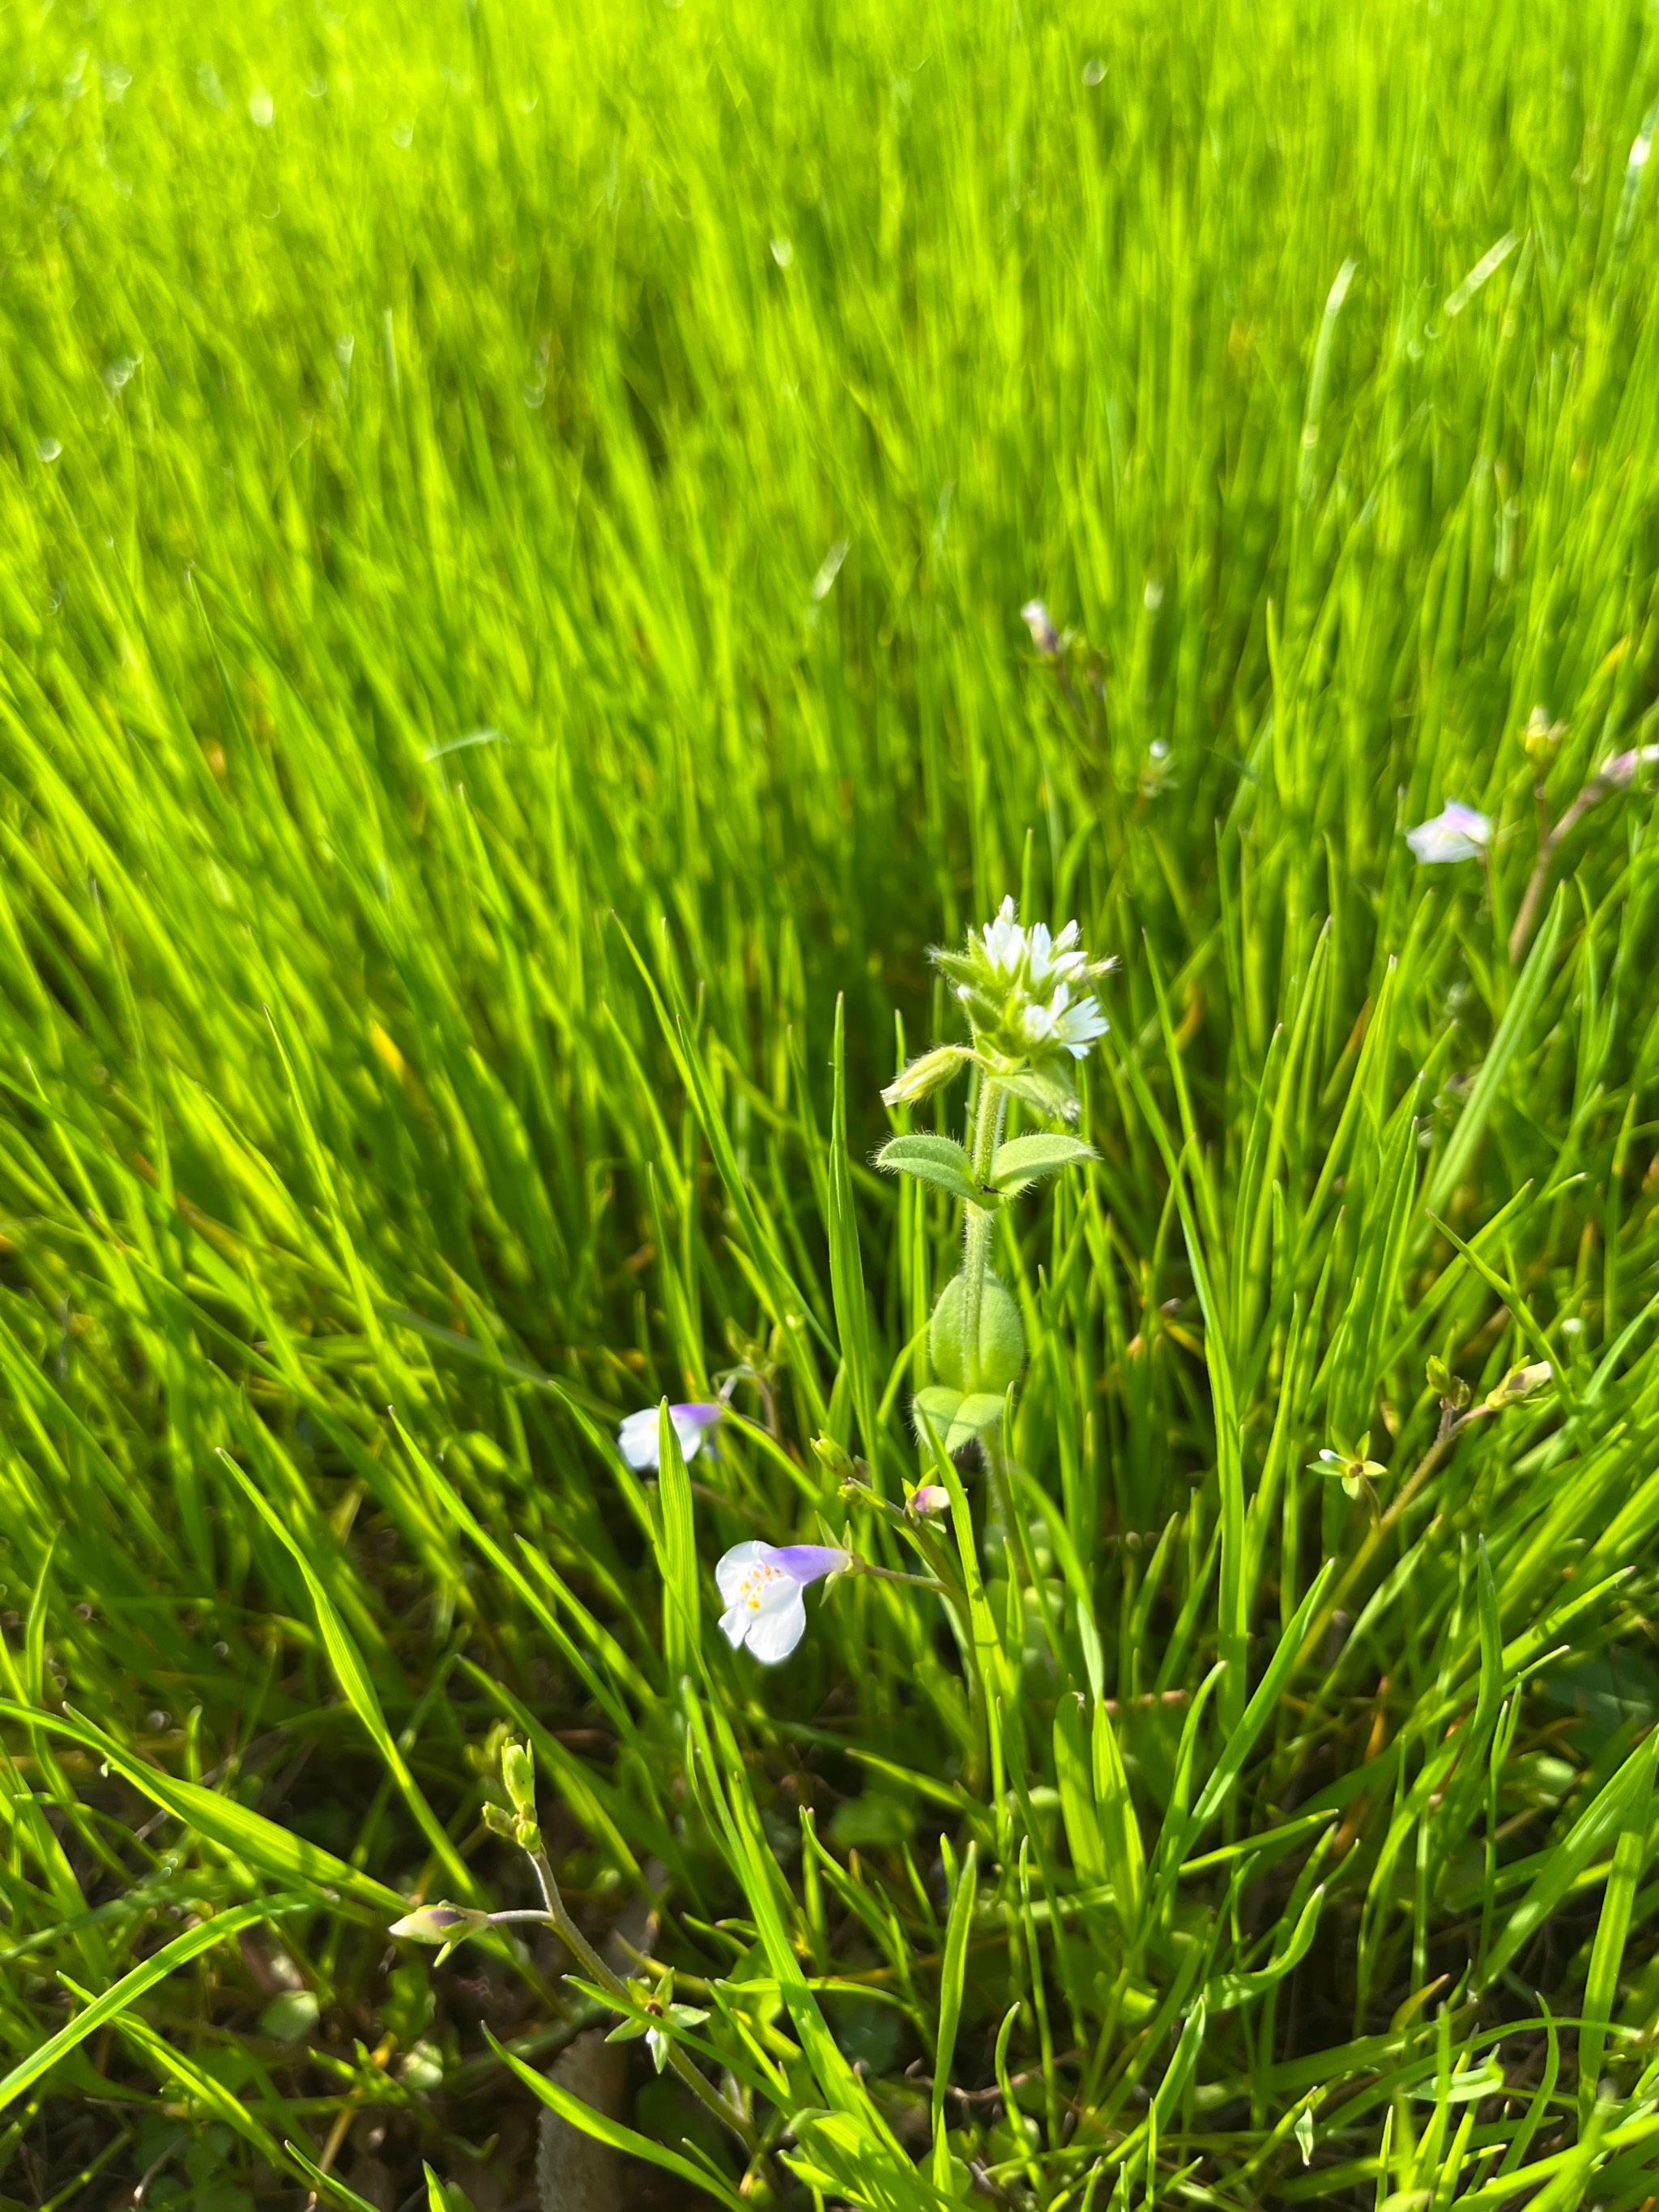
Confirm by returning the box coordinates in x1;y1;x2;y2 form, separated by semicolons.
875;1133;982;1203
0;1702;403;1913
996;1060;1080;1121
1578;1719;1659;2122
1480;1724;1659;1992
218;1454;476;1897
1425;884;1567;1212
987;1133;1097;1191
486;2029;747;2206
0;1897;290;2114
655;1402;700;1686
911;1385;1005;1454
1207;1884;1326;2006
932;1840;978;2180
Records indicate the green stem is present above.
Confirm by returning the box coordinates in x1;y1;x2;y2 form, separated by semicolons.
526;1844;756;2153
961;1074;1006;1390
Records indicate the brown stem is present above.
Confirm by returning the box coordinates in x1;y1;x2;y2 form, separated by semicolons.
525;1844;756;2152
1509;772;1624;964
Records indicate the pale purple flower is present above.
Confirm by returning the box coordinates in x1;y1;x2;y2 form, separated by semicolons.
1603;744;1659;789
715;1540;849;1663
1405;803;1491;864
617;1402;723;1471
907;1484;950;1518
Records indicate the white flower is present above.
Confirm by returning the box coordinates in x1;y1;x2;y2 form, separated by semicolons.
1021;980;1107;1060
980;895;1027;978
616;1402;723;1471
714;1541;849;1664
1406;804;1491;864
1027;919;1087;988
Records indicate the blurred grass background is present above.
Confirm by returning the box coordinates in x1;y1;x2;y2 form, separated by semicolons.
5;0;1659;2202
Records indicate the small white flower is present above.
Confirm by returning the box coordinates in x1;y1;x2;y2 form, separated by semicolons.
1406;803;1491;864
616;1402;723;1471
1027;919;1086;988
715;1541;849;1664
1052;988;1108;1058
981;895;1027;979
1021;980;1107;1060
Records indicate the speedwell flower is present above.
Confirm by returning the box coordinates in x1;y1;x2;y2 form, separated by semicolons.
1405;803;1491;864
715;1540;849;1663
617;1402;723;1471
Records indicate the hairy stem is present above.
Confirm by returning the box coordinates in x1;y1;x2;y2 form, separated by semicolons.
961;1074;1006;1390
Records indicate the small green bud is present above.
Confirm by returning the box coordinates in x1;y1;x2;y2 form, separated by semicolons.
502;1740;536;1817
881;1044;972;1107
483;1801;516;1839
929;1270;1026;1394
389;1902;489;1946
1427;1356;1470;1409
1485;1360;1551;1411
810;1433;855;1483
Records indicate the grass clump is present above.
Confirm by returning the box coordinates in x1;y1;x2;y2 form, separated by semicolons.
4;0;1659;2205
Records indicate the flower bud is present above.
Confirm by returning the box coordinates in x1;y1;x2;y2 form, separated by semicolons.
389;1902;489;1945
929;1269;1026;1394
811;1433;855;1483
483;1801;516;1838
906;1484;951;1518
1485;1360;1551;1411
1426;1356;1470;1410
502;1740;536;1817
881;1044;970;1107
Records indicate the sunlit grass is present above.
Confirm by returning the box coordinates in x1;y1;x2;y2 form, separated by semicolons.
2;0;1659;2204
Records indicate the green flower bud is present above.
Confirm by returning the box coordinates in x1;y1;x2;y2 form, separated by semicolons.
389;1902;489;1946
502;1740;535;1817
929;1269;1026;1394
1485;1360;1552;1411
810;1433;855;1483
881;1044;972;1107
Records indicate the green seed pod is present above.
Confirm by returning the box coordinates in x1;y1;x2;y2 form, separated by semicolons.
929;1270;1026;1394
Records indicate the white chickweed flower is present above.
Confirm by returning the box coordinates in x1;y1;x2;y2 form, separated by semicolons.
981;895;1027;979
1020;980;1107;1060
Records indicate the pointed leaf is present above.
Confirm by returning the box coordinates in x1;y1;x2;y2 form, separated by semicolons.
988;1134;1098;1191
876;1134;982;1204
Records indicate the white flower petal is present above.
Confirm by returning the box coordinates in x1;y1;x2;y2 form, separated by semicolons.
670;1409;709;1463
617;1409;662;1470
743;1585;808;1663
715;1540;776;1607
1405;805;1491;864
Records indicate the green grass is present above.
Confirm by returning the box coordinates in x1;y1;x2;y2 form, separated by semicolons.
3;0;1659;2201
